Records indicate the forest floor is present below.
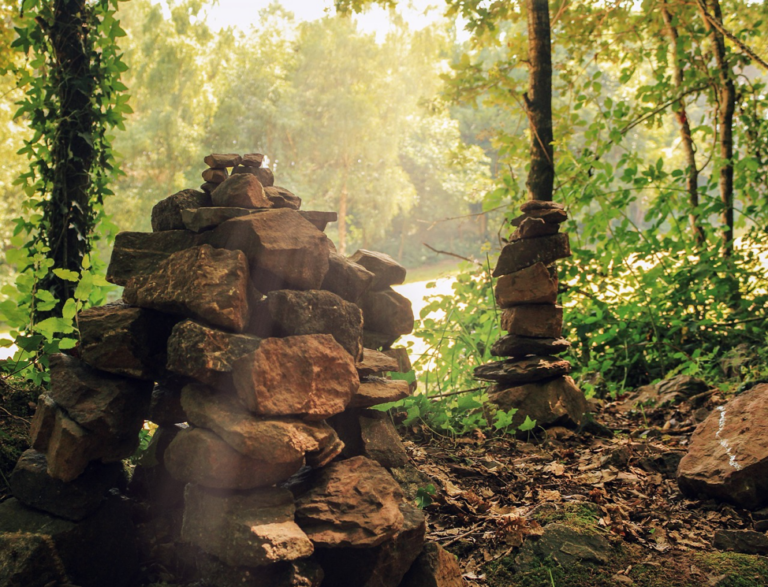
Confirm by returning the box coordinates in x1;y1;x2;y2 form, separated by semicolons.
402;381;768;587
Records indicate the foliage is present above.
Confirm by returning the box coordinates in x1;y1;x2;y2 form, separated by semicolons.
0;0;127;383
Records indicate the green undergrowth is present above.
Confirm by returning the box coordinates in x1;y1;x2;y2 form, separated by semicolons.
532;503;602;531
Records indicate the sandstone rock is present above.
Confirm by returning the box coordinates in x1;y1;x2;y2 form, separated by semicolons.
48;353;151;439
493;233;571;277
515;524;611;570
299;210;338;231
200;181;218;193
165;427;303;489
313;503;425;587
193;554;324;587
524;208;568;224
359;412;409;469
202;167;228;183
151;189;211;232
29;394;57;452
677;383;768;509
295;456;405;548
42;409;107;482
352;377;410;408
495;262;558;307
211;173;272;209
106;230;201;286
511;216;560;240
181;206;255;232
357;349;400;377
233;165;275;187
0;496;139;587
124;244;252;332
182;484;314;568
241;153;265;167
382;348;413;374
359;288;414;336
713;529;768;555
657;375;708;398
363;330;401;351
491;334;570;357
488;376;587;432
501;305;563;338
250;289;363;360
10;450;122;521
520;200;565;213
322;252;374;303
204;153;242;168
78;302;176;380
349;249;406;290
266;186;302;210
166;319;262;387
148;378;187;426
400;543;467;587
181;383;340;464
0;531;69;587
474;356;571;384
233;334;358;421
305;433;345;469
208;210;331;291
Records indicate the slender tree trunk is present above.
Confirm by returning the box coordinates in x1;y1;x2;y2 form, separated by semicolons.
525;0;554;202
661;0;706;247
39;0;96;318
338;168;348;255
700;0;735;257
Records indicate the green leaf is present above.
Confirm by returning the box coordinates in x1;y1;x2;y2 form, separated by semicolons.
518;415;537;432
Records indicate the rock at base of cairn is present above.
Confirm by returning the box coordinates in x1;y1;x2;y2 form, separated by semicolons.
400;542;468;587
677;383;768;510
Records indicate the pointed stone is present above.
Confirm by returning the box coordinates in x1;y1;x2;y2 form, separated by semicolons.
182;484;314;568
349;249;407;290
165;427;303;490
501;305;563;338
29;394;57;452
151;189;211;232
322;252;374;303
211;173;272;209
495;262;558;307
124;244;252;332
474;356;571;384
233;334;358;421
493;233;570;277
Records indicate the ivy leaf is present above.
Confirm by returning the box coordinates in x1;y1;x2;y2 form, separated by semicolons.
53;268;80;282
518;415;537;432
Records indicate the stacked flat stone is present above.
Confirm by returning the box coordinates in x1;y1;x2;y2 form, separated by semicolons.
2;152;465;587
474;200;587;434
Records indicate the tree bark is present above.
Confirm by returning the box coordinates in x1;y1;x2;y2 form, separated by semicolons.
699;0;735;257
39;0;96;317
525;0;554;202
661;0;706;247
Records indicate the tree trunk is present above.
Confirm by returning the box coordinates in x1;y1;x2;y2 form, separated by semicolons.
661;0;706;247
525;0;554;202
700;0;735;257
338;169;348;255
39;0;96;317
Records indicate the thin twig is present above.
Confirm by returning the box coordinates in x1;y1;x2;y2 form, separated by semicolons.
428;386;487;400
0;405;30;424
422;243;481;265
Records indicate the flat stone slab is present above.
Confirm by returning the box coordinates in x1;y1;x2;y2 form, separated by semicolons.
474;356;571;384
299;210;337;231
204;153;242;168
491;334;570;357
356;349;401;377
106;230;202;286
493;233;570;277
181;206;256;232
351;377;411;408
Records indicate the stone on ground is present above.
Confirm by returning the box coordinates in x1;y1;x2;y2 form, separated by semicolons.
349;249;407;290
106;230;202;286
351;377;411;408
474;356;571;384
124;244;252;332
713;529;768;555
0;531;70;587
295;456;405;548
166;319;262;388
233;334;358;421
399;542;467;587
151;189;211;232
493;234;571;277
321;252;375;303
249;289;363;360
359;288;414;336
488;375;587;431
165;427;303;490
211;173;272;209
181;484;314;568
491;334;570;357
78;302;176;380
514;523;612;570
208;209;331;291
495;262;558;307
501;305;563;338
677;383;768;510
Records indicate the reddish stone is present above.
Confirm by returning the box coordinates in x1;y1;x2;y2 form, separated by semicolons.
299;211;338;232
493;233;570;277
151;189;211;232
233;165;274;187
29;394;57;452
202;168;228;183
233;334;358;421
474;356;571;384
511;216;559;240
495;262;557;307
42;409;98;482
165;427;303;490
526;208;568;224
678;383;768;509
204;153;241;168
241;153;264;167
106;230;201;287
520;200;565;213
265;186;301;210
181;207;254;232
349;249;406;290
351;378;410;408
356;349;400;377
491;334;570;357
359;412;409;469
211;173;272;209
501;305;563;338
207;210;331;291
295;456;405;548
358;288;414;336
200;181;218;193
124;244;252;332
400;543;467;587
321;252;374;303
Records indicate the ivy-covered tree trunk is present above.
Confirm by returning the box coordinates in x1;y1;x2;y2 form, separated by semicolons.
39;0;97;317
524;0;554;202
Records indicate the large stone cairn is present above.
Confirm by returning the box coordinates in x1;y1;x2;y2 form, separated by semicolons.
474;200;587;434
2;153;466;587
